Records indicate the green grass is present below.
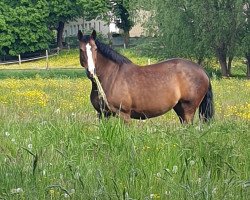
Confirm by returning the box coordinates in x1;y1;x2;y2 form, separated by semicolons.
0;76;249;199
0;50;81;70
0;48;249;199
0;68;86;79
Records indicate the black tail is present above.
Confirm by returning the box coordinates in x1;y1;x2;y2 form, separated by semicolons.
199;81;214;122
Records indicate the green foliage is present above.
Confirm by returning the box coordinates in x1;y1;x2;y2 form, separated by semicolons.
0;0;110;56
0;0;53;56
132;0;248;64
238;3;250;56
48;0;80;28
111;0;134;32
77;0;110;21
48;0;108;28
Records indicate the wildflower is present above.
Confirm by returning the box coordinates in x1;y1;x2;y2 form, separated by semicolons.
75;172;80;179
41;121;47;125
28;144;32;150
5;132;10;137
212;187;217;194
198;178;202;185
60;174;63;179
156;172;161;178
64;193;70;198
11;188;23;194
55;108;60;114
150;193;160;199
42;170;46;176
172;165;178;173
49;189;55;195
190;160;195;166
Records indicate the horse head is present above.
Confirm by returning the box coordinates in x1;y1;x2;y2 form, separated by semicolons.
78;30;98;77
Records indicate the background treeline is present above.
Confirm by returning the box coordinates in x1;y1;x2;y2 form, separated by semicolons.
132;0;250;77
0;0;110;57
0;0;249;77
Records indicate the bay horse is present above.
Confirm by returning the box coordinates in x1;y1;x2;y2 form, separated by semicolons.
78;30;214;123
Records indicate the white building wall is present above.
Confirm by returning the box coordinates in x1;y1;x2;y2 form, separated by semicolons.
63;18;119;38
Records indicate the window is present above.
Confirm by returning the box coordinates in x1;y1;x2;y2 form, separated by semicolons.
70;25;73;35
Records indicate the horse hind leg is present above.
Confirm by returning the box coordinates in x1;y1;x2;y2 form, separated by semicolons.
173;100;196;124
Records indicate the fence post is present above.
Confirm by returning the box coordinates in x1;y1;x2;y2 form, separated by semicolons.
57;47;60;55
148;59;151;65
18;55;21;65
46;50;49;70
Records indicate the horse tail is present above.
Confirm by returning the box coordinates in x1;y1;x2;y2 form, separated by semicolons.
199;81;214;122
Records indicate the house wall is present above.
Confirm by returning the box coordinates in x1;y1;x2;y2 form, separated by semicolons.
63;18;119;38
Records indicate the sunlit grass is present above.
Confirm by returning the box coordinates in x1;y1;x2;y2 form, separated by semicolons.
0;50;81;70
0;75;249;199
0;47;249;199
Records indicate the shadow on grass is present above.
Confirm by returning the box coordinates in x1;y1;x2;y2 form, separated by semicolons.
0;68;87;79
205;66;249;80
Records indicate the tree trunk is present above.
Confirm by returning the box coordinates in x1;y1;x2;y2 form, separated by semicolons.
216;47;229;77
197;57;204;65
246;53;250;79
57;21;65;49
227;56;233;76
123;31;129;49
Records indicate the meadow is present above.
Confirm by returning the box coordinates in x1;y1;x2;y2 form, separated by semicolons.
0;50;249;200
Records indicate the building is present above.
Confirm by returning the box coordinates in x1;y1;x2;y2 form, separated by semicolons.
63;14;145;38
63;18;119;38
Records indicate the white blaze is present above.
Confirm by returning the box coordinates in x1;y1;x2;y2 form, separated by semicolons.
86;43;95;75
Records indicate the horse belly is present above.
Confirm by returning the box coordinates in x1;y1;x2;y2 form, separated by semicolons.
130;107;172;119
129;89;179;119
130;98;176;119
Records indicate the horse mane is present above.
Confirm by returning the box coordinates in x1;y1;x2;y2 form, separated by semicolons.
81;35;132;65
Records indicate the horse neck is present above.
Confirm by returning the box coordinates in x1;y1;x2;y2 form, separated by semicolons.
95;52;119;83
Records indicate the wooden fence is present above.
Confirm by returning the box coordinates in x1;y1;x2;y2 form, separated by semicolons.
0;49;60;68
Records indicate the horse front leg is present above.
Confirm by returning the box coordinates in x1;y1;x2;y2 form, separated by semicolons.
97;110;112;120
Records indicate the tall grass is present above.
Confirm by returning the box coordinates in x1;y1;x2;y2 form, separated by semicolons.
0;75;249;199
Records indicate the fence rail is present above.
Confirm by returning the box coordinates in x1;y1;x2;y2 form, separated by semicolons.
0;49;59;66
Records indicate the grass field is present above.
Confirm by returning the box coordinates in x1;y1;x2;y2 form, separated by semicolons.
0;51;249;199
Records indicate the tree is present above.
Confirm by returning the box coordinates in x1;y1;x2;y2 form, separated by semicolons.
48;0;109;48
0;0;52;57
196;0;244;77
133;0;247;77
241;2;250;78
110;0;134;48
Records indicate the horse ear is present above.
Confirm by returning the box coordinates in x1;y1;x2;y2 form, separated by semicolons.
91;30;97;40
78;30;83;41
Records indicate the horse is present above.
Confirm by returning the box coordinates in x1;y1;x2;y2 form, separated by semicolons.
78;30;214;124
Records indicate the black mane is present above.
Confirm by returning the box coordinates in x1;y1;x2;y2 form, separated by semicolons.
82;35;132;65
